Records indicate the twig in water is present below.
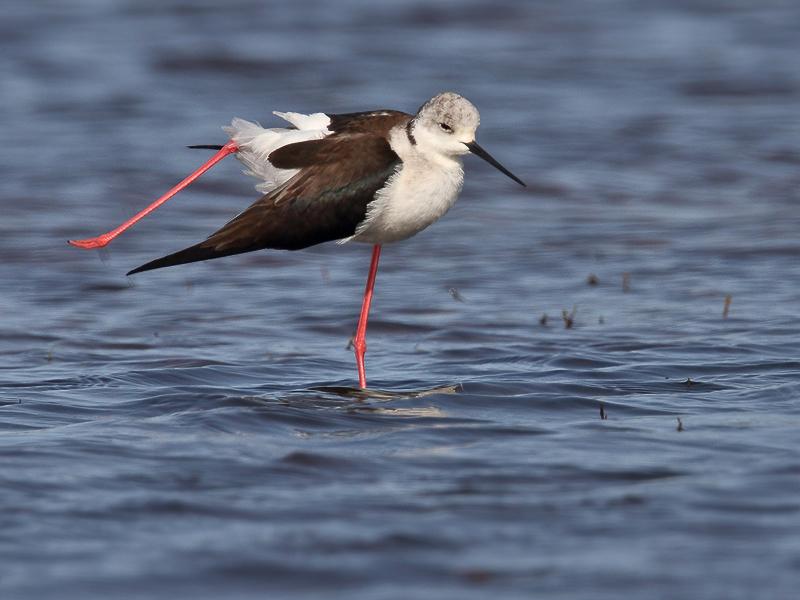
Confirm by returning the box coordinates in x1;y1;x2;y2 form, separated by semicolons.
562;306;576;329
600;404;608;420
676;417;684;432
448;287;465;302
622;272;631;293
539;313;548;326
722;294;732;318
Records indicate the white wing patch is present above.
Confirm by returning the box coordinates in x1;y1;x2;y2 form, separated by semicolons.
224;112;331;193
272;111;331;131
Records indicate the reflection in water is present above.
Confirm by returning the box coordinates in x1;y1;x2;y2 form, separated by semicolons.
311;383;462;400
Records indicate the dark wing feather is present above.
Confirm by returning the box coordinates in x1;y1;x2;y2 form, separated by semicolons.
327;110;411;134
268;109;411;170
127;130;403;275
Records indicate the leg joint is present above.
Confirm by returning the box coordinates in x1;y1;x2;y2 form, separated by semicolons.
353;336;366;355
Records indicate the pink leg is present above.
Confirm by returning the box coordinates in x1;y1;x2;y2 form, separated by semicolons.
353;245;382;389
68;141;239;249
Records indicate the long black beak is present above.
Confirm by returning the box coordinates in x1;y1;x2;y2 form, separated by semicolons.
465;141;526;187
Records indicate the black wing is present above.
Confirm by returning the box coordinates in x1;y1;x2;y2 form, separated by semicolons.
127;127;406;275
327;110;411;134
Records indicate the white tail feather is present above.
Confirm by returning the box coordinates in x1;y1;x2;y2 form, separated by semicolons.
223;113;331;193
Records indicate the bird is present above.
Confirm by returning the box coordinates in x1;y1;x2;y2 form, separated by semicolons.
69;92;525;389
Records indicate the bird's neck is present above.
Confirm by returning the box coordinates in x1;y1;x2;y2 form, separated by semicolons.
389;125;463;171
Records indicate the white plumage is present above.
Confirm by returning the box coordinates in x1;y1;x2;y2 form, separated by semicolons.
347;126;464;244
223;112;331;193
348;93;481;244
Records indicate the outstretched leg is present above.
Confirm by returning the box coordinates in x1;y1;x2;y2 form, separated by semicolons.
353;245;382;389
69;141;239;249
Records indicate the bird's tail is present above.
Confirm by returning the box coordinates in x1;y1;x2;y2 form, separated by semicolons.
126;241;250;275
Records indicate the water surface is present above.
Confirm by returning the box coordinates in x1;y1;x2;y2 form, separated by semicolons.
1;1;799;598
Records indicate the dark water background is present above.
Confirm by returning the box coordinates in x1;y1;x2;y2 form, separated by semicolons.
2;1;799;598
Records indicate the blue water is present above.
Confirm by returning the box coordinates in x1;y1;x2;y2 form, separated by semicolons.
2;1;799;598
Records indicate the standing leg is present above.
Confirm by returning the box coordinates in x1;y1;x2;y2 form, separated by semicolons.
353;244;382;389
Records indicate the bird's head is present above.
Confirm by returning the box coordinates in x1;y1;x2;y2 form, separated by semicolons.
411;92;525;186
413;92;480;156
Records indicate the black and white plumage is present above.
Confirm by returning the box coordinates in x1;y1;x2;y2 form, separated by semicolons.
127;92;523;275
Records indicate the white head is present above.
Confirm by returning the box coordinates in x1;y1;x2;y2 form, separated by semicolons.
412;92;481;156
410;92;525;186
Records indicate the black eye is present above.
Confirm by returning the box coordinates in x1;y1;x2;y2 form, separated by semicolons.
438;122;453;133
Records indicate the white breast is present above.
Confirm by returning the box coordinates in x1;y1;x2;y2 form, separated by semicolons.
347;127;464;245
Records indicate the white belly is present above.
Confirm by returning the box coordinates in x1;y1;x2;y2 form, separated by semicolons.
348;153;464;245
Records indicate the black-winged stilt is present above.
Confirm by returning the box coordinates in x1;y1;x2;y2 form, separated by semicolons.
70;92;525;389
